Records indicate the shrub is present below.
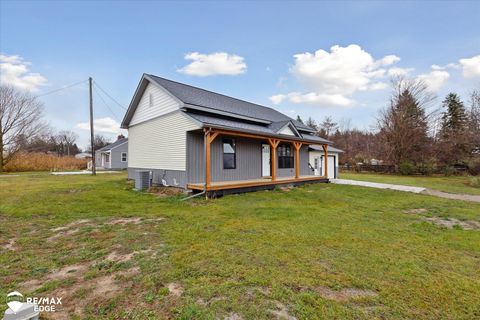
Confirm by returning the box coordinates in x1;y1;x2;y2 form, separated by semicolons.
417;163;434;176
466;159;480;176
443;166;455;176
4;152;88;172
399;161;416;175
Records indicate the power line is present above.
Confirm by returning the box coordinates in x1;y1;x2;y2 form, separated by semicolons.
93;81;127;110
92;85;120;121
36;79;88;97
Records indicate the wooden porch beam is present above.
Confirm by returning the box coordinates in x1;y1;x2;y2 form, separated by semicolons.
322;144;328;178
293;142;302;179
268;138;280;181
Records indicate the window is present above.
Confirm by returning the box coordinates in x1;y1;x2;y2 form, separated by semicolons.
223;138;236;169
121;152;127;162
105;153;110;162
278;144;294;168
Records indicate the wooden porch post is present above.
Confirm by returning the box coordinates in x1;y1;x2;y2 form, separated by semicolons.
268;138;280;181
293;142;302;179
205;130;219;189
322;144;328;178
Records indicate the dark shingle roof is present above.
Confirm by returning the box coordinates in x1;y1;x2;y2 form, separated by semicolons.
147;74;313;132
97;138;128;152
310;145;344;153
185;112;330;144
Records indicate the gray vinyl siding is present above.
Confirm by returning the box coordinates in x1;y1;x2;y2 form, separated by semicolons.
186;132;313;184
110;142;128;169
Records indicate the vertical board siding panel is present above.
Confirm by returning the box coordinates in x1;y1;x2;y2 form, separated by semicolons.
211;137;262;182
128;111;199;171
130;83;181;126
300;145;312;175
186;132;205;184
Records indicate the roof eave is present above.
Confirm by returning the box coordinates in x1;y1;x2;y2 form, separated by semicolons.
200;123;331;145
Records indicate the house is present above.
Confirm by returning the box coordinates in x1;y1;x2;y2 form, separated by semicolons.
94;137;128;170
121;74;342;195
74;152;92;159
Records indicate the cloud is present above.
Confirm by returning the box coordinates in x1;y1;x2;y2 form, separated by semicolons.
270;92;353;107
459;55;480;78
76;117;121;134
177;52;247;76
387;67;414;76
416;69;450;92
0;54;47;91
271;44;400;107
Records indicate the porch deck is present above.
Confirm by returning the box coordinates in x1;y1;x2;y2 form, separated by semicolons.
187;175;328;191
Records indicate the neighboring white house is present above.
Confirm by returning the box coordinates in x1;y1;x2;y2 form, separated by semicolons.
93;138;128;170
309;145;343;179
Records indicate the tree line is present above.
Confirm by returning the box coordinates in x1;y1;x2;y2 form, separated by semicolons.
297;78;480;175
0;85;114;172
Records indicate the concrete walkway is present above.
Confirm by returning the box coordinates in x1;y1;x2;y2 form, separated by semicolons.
331;179;426;193
51;170;121;176
331;179;480;203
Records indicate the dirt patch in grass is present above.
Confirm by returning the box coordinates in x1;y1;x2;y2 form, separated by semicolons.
51;219;92;232
269;301;297;320
316;287;378;302
224;312;244;320
167;282;183;297
2;238;16;250
197;296;226;306
422;217;480;230
403;208;428;214
47;217;165;242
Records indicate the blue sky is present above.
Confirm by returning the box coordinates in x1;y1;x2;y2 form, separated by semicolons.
1;0;479;149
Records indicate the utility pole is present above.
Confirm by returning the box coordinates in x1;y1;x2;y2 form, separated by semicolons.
89;77;96;175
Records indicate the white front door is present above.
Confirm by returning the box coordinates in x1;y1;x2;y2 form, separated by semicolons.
321;155;336;178
314;156;322;176
262;144;271;177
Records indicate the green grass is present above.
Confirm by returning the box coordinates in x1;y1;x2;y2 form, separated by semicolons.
1;173;479;319
341;172;480;195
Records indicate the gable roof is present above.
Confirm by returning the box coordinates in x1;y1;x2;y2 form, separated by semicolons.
121;74;314;132
97;138;128;152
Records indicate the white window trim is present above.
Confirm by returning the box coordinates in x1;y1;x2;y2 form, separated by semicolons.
121;152;127;162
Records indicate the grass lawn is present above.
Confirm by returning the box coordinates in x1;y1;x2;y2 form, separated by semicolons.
341;172;480;195
1;173;479;319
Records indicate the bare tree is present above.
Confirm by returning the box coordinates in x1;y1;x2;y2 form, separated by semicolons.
469;89;480;153
0;85;45;172
58;130;79;156
87;134;112;152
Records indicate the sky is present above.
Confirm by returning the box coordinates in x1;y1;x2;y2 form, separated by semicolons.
1;0;480;149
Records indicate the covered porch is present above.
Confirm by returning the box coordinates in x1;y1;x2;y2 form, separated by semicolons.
187;128;330;193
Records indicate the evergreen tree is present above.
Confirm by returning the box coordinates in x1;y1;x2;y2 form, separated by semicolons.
439;93;470;164
305;117;318;131
296;115;304;124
